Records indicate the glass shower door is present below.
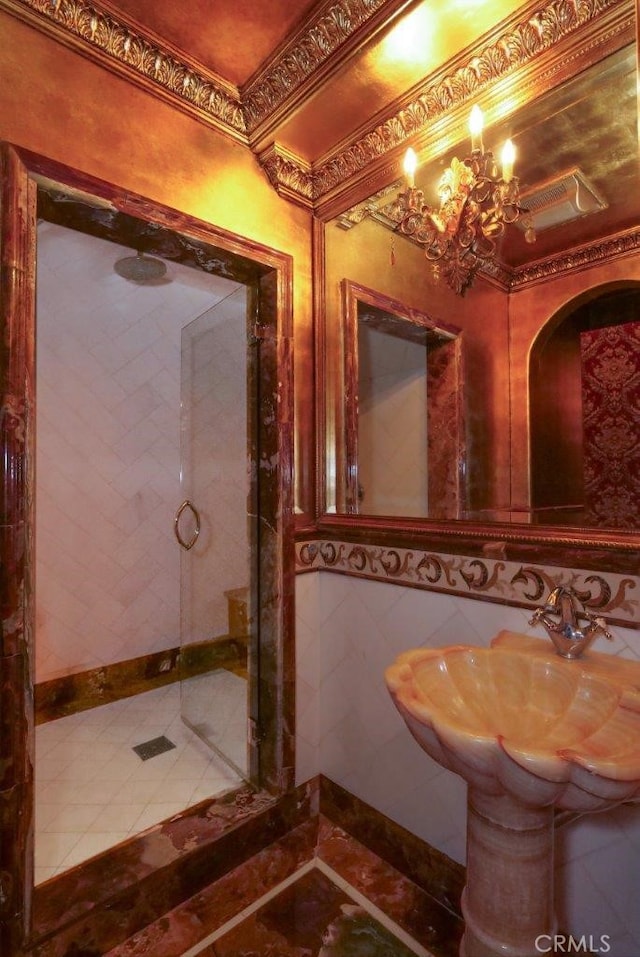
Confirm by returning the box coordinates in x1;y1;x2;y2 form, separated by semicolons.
176;285;254;781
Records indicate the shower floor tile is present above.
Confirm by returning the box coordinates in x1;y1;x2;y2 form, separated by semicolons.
35;673;246;885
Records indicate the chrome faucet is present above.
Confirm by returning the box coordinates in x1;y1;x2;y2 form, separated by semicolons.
528;585;614;659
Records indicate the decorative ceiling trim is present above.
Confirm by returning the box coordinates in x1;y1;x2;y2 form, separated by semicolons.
331;170;640;292
1;0;632;214
1;0;247;138
333;183;402;230
510;226;640;288
256;0;632;210
241;0;414;142
1;0;414;148
258;144;314;209
311;0;631;202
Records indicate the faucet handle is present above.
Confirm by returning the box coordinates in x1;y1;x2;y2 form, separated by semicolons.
590;615;615;643
528;607;545;627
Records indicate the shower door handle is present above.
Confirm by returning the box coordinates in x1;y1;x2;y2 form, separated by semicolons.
174;500;201;550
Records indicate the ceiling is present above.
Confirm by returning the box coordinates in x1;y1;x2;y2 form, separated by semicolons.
101;0;321;87
5;0;637;275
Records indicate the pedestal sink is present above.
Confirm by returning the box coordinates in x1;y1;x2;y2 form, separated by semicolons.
385;643;640;957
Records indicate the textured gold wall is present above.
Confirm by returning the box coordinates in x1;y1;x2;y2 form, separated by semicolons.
323;217;510;515
0;11;315;515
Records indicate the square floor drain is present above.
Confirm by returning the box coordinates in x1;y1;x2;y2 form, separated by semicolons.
132;735;176;761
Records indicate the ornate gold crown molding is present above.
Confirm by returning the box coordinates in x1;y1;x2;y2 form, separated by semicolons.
331;185;640;292
1;0;632;212
258;144;314;209
311;0;631;204
262;0;632;210
1;0;248;137
0;0;410;148
510;226;640;288
333;183;402;230
242;0;413;143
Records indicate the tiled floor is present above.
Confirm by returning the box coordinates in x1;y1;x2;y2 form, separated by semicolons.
35;673;246;885
181;668;248;777
153;862;434;957
98;806;462;957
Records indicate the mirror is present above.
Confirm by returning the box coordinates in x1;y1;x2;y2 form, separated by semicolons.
322;40;640;540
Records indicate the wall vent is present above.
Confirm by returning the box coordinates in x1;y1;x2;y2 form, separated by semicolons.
518;168;607;232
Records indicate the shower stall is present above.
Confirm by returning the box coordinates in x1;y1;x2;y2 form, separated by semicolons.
34;221;257;876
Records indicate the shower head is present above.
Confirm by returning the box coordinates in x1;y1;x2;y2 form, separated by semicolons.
114;251;167;283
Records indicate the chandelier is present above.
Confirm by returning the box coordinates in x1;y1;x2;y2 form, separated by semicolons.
395;106;536;295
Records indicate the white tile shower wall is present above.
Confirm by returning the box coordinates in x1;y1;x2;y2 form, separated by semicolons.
295;571;640;956
35;222;243;681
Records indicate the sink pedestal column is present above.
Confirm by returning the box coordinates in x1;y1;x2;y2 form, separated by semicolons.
460;789;555;957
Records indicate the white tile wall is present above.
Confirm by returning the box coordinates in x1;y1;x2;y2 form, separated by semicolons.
35;222;244;681
295;571;640;955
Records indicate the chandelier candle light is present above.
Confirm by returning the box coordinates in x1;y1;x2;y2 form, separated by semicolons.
397;105;535;294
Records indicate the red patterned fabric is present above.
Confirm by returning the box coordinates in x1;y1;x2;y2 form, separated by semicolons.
580;321;640;527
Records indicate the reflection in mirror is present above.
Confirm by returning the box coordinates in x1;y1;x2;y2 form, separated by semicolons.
325;213;511;522
530;286;640;528
341;280;465;518
324;41;640;538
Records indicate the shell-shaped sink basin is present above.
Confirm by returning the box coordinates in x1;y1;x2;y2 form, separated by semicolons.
385;645;640;812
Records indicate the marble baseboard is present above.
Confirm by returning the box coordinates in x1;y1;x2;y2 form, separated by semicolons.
104;779;462;957
104;820;319;957
315;818;462;957
35;637;247;724
318;776;464;920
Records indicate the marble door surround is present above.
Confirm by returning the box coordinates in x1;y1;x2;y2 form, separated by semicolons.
0;143;295;955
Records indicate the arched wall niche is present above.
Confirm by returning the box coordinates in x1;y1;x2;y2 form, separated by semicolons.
529;280;640;526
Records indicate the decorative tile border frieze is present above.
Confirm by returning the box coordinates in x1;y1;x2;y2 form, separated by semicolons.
296;539;640;626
